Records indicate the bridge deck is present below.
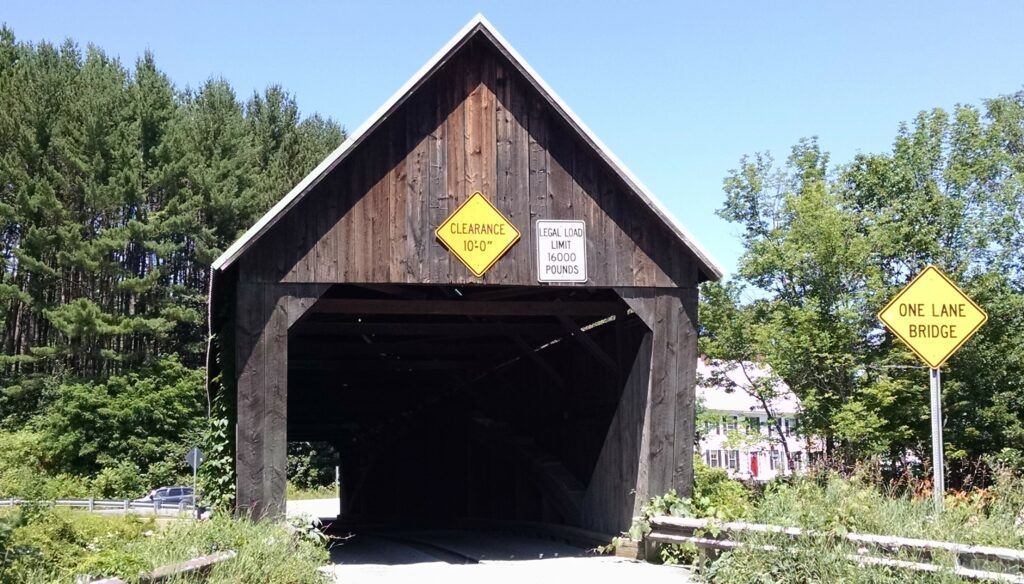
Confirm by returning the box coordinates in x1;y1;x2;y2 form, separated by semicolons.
322;529;693;584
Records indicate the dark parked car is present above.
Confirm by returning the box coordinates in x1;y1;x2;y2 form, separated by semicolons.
148;486;194;507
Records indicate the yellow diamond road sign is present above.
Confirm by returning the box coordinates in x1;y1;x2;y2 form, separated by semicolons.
878;265;987;368
435;192;520;277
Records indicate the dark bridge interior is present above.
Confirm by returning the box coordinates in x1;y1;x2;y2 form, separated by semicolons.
287;284;647;528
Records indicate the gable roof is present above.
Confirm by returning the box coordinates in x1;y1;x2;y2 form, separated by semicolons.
212;14;724;281
697;359;801;415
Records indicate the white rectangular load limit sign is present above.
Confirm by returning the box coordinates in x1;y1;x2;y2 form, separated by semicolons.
536;220;587;283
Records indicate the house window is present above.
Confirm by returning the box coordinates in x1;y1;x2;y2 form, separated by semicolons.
708;450;721;468
769;450;780;470
725;416;738;432
792;451;803;470
727;450;739;471
783;418;795;436
746;417;761;434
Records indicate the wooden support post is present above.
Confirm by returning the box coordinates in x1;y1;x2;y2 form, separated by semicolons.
614;288;699;500
582;330;653;533
235;283;328;519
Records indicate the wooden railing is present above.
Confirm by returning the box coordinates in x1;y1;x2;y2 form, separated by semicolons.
0;497;194;516
78;551;236;584
646;516;1024;583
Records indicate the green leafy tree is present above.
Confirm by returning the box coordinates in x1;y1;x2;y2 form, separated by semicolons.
0;26;344;497
706;93;1024;475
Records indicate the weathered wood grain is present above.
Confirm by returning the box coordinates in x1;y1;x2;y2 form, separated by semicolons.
616;288;697;499
237;37;703;288
229;33;703;527
582;330;652;533
234;283;328;518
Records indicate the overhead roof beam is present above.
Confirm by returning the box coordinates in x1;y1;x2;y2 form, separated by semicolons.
556;314;619;374
291;321;564;337
309;298;623;317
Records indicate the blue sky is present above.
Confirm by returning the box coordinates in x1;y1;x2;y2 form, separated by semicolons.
4;1;1024;275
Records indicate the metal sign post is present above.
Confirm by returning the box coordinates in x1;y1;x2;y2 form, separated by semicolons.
928;368;944;510
184;446;203;519
877;265;987;512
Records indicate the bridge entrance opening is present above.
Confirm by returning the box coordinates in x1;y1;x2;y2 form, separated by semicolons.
287;284;648;530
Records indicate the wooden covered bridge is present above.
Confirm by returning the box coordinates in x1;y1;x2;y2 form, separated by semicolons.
208;15;722;535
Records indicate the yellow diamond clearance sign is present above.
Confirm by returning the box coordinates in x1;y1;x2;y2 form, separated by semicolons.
878;265;987;368
435;192;520;277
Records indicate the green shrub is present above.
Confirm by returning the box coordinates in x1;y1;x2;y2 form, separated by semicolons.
91;460;149;498
287;442;338;491
694;463;752;521
36;356;205;480
0;506;151;582
616;462;753;564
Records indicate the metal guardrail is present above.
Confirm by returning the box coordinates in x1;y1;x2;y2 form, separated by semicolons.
647;516;1024;583
0;497;195;515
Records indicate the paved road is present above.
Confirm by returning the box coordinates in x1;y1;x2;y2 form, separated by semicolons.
285;499;693;582
285;497;340;519
320;530;694;584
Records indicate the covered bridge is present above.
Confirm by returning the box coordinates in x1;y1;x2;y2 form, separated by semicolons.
208;15;722;535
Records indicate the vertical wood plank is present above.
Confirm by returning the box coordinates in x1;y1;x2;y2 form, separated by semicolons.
235;284;329;518
495;59;515;284
599;172;622;286
671;288;698;495
372;135;390;282
345;150;368;282
574;136;600;285
445;50;467;281
405;88;429;283
582;329;652;533
647;293;673;493
615;287;693;498
320;175;340;282
528;92;549;283
235;282;266;517
507;67;532;284
264;287;288;516
388;111;409;282
428;66;450;283
547;120;574;222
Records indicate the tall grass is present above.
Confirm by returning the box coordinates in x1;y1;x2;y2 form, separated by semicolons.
747;468;1024;548
0;507;329;583
126;514;330;583
642;463;1024;583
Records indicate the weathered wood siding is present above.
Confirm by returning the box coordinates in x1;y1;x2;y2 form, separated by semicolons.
237;37;700;289
235;283;327;518
616;287;699;499
229;31;702;528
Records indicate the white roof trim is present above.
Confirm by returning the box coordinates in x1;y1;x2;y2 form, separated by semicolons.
213;14;724;280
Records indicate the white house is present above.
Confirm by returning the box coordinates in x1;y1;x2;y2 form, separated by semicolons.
696;359;822;481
